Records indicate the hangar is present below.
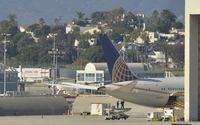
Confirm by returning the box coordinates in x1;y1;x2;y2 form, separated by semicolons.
185;0;200;121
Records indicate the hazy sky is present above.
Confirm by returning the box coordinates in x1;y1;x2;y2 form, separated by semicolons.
0;0;184;24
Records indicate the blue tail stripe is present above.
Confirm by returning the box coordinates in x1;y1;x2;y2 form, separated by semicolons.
100;34;120;78
100;34;137;83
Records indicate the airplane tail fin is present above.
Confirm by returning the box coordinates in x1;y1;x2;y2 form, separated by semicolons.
99;34;137;83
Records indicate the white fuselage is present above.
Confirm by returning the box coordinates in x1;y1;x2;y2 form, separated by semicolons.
103;77;184;107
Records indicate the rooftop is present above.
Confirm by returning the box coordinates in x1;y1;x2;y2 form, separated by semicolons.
0;63;17;72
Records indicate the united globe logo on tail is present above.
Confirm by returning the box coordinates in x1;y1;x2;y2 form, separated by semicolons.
112;57;137;83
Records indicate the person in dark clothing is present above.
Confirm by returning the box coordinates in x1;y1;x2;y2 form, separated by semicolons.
116;100;119;109
121;100;125;109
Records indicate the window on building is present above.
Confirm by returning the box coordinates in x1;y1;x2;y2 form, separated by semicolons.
0;73;3;82
85;73;95;81
7;73;17;82
78;73;84;81
96;73;103;82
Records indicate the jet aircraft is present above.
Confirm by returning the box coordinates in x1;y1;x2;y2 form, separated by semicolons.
47;34;184;108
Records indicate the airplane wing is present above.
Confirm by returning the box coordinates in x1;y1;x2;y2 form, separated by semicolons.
117;82;137;92
43;81;98;90
59;82;98;90
170;92;184;96
43;81;98;95
112;81;137;92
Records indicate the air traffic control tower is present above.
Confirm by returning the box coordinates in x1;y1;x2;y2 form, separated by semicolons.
185;0;200;121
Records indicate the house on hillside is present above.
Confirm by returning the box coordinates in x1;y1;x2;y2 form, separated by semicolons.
134;36;145;44
148;51;173;64
80;26;101;35
148;32;158;43
170;27;185;35
148;51;166;63
158;33;175;40
66;24;73;34
19;25;39;43
19;25;28;32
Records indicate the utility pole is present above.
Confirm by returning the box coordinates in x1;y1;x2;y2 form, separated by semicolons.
1;33;11;96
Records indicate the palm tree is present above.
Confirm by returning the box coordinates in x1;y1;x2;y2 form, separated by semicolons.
76;11;85;20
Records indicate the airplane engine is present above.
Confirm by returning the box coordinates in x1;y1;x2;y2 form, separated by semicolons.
166;96;184;108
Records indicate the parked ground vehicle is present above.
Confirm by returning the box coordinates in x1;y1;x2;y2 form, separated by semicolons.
104;113;129;120
146;112;164;121
161;115;171;121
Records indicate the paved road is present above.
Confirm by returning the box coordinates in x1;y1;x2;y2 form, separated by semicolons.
0;115;198;125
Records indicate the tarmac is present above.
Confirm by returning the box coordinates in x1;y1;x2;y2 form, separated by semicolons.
0;115;199;125
73;95;158;116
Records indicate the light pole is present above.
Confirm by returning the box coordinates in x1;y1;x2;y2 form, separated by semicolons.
47;33;65;95
48;33;57;95
1;33;11;96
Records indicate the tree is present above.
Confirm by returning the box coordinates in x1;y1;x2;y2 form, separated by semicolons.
76;11;85;20
0;14;19;35
37;36;52;65
140;32;150;62
62;47;77;64
50;25;65;34
125;12;138;29
130;29;141;42
79;41;90;49
170;44;184;68
126;49;137;63
54;16;62;26
172;21;184;29
159;9;176;33
150;10;160;32
110;7;125;20
78;33;91;49
38;18;45;26
152;41;174;68
74;12;88;26
80;46;104;62
28;23;50;37
91;11;106;24
40;25;51;36
7;14;18;26
16;34;39;65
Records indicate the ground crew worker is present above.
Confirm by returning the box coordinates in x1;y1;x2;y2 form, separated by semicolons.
117;100;119;109
121;100;125;109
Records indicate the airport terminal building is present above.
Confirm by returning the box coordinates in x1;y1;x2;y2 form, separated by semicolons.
76;62;153;86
